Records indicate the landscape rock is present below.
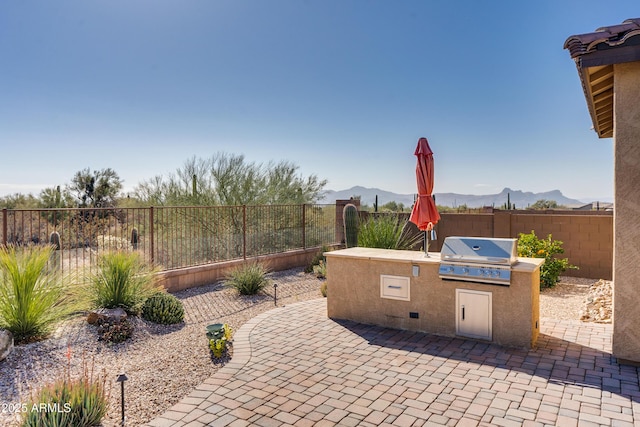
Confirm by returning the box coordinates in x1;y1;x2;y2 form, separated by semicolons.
580;279;612;323
87;307;128;325
0;329;14;361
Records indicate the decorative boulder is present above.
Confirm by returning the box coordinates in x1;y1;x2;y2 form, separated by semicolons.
87;308;128;325
0;329;14;361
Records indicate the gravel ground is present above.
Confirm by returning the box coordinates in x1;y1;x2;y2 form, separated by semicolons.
0;268;324;427
0;271;602;427
539;276;595;320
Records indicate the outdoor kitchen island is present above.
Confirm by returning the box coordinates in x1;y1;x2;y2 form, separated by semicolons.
325;247;544;349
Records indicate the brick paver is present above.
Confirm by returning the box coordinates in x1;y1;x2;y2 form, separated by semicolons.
145;299;640;426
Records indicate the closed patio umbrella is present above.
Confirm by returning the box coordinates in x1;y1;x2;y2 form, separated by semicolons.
408;137;441;256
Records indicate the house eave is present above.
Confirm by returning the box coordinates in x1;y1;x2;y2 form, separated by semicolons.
565;19;640;139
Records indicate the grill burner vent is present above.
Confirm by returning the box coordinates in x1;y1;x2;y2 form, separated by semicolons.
439;237;518;285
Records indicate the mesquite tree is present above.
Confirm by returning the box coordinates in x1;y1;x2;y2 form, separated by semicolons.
133;152;327;206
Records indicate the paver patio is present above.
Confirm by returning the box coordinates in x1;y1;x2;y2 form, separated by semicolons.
146;299;640;426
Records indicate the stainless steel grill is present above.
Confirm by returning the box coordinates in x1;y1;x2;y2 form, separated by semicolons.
438;236;518;285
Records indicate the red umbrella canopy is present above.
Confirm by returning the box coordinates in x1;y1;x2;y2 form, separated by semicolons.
409;137;441;231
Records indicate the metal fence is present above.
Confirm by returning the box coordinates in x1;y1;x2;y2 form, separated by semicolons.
0;204;337;273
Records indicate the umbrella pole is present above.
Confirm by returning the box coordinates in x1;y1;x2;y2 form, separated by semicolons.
424;230;429;257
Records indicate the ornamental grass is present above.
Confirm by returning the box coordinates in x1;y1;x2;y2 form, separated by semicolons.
0;245;79;344
85;251;160;315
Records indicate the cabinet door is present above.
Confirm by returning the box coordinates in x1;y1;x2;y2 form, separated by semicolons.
456;289;492;340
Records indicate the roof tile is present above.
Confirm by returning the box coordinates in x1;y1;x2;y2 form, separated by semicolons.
564;18;640;58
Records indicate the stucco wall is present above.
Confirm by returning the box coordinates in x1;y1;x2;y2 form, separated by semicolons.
355;211;612;280
509;214;612;279
612;61;640;363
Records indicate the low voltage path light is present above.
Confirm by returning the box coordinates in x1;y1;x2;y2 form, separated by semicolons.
273;283;278;306
116;373;128;425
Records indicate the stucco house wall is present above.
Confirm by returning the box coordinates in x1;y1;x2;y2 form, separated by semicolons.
612;61;640;361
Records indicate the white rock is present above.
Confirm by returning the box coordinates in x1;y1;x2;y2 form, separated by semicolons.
87;307;128;324
581;279;612;323
0;329;13;361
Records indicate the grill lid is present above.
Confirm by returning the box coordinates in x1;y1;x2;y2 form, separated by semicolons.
440;236;518;266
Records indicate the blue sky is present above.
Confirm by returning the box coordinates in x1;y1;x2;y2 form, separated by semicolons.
1;1;636;202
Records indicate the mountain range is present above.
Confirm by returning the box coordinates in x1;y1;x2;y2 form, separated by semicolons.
318;186;587;208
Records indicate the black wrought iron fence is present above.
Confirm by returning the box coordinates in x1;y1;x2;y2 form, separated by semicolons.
0;204;337;273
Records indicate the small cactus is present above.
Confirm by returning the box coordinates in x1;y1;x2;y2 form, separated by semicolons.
49;231;61;250
343;204;359;248
48;231;62;271
131;228;139;250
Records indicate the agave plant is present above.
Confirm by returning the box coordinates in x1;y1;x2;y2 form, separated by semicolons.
0;245;78;344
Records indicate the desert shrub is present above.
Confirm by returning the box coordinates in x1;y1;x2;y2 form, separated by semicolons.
304;245;329;273
517;230;578;289
95;234;132;252
0;245;78;344
95;317;134;343
142;292;185;325
358;215;422;250
312;260;327;279
86;251;160;315
225;261;270;295
22;357;109;427
320;281;327;297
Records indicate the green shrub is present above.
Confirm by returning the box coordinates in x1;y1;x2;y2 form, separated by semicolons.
22;357;108;427
142;292;185;325
225;262;270;295
0;245;78;344
358;215;422;250
86;251;160;315
517;230;578;289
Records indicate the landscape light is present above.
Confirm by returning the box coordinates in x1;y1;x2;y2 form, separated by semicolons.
116;373;128;425
273;283;278;306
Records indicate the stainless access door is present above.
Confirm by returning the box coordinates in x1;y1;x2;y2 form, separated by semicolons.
456;289;492;340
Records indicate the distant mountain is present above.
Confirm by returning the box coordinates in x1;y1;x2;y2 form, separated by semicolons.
432;188;584;209
318;186;585;208
320;186;416;208
319;186;416;208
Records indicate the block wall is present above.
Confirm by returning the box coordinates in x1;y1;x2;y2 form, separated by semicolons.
416;211;611;280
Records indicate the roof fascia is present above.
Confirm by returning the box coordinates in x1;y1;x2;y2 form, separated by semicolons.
578;44;640;68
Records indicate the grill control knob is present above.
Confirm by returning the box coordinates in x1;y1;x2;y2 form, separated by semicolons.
494;271;501;277
462;268;469;275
